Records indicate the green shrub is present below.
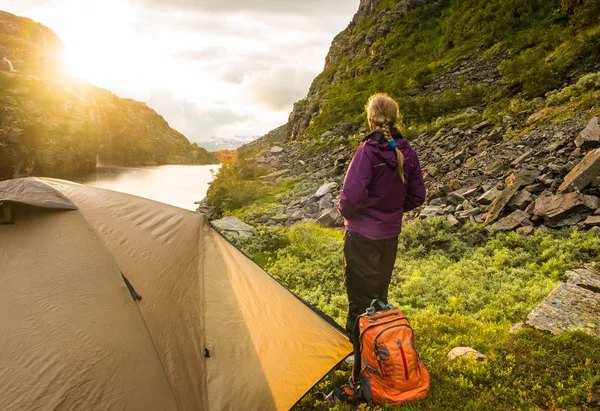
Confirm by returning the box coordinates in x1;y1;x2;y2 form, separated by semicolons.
547;71;600;106
226;220;600;409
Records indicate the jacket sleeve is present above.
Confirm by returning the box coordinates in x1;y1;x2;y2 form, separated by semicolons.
338;145;372;219
403;154;426;212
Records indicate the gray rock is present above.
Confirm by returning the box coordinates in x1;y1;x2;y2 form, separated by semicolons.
477;187;502;205
526;282;600;338
558;148;600;193
447;191;466;205
575;116;600;149
429;197;446;206
290;210;305;221
487;127;504;142
447;347;486;361
508;190;534;211
492;210;533;231
317;208;343;228
420;206;445;218
591;226;600;236
212;217;256;238
270;146;284;154
566;267;600;290
271;214;289;223
315;182;337;198
485;160;509;176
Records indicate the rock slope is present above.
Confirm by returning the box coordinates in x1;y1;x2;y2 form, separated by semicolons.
206;0;600;235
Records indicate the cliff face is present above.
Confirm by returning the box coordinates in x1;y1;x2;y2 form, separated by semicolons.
285;0;600;141
0;10;216;180
0;10;64;77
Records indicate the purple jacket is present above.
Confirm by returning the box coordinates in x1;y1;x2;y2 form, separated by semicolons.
338;129;426;240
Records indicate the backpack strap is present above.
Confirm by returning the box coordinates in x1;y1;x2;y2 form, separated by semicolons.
352;314;362;384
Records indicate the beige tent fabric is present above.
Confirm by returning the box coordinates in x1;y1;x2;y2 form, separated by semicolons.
0;178;352;411
0;204;178;411
204;231;354;410
0;177;77;209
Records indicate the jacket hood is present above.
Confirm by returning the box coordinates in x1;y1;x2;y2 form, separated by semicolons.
363;128;408;170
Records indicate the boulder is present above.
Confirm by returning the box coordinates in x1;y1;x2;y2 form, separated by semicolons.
477;187;501;205
575;116;600;149
557;148;600;193
506;169;541;188
533;192;599;227
566;267;600;290
211;217;256;239
485;160;509;176
319;193;334;211
485;181;521;225
315;182;337;198
270;146;284;154
195;200;221;220
447;347;486;361
507;189;534;211
526;282;600;338
585;215;600;227
492;210;533;231
447;191;466;205
473;120;492;131
487;127;504;142
420;206;445;218
271;214;289;223
317;208;343;228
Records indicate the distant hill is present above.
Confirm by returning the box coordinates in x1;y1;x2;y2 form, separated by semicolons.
0;10;217;180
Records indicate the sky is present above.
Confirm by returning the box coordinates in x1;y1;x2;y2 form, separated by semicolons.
2;0;359;144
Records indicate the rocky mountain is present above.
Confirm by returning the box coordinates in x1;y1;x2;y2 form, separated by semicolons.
205;0;600;236
0;10;216;180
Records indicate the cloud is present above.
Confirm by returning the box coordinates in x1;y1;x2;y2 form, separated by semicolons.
173;47;227;61
131;0;357;15
243;65;316;111
143;90;258;142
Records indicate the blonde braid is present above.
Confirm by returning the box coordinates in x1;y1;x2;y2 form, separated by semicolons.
369;94;406;183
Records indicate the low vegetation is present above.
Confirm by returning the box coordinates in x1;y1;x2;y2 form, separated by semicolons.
303;0;600;139
227;220;600;410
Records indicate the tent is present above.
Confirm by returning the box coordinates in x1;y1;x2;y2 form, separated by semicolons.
0;178;352;411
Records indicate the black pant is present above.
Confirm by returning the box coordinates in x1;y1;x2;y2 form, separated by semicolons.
344;231;398;335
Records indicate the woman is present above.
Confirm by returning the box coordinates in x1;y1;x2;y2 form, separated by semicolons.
338;93;426;336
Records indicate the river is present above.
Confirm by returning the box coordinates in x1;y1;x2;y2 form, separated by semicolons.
73;165;220;211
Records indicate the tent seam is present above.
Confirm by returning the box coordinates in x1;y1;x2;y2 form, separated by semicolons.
44;181;182;410
198;219;210;411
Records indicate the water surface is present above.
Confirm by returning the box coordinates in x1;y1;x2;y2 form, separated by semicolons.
74;165;219;211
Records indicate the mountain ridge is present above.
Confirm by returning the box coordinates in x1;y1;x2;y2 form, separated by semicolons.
206;0;600;233
0;10;217;180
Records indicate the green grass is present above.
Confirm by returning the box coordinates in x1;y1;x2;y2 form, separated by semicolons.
226;219;600;410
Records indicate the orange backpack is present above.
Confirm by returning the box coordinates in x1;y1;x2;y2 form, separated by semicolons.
349;300;430;406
